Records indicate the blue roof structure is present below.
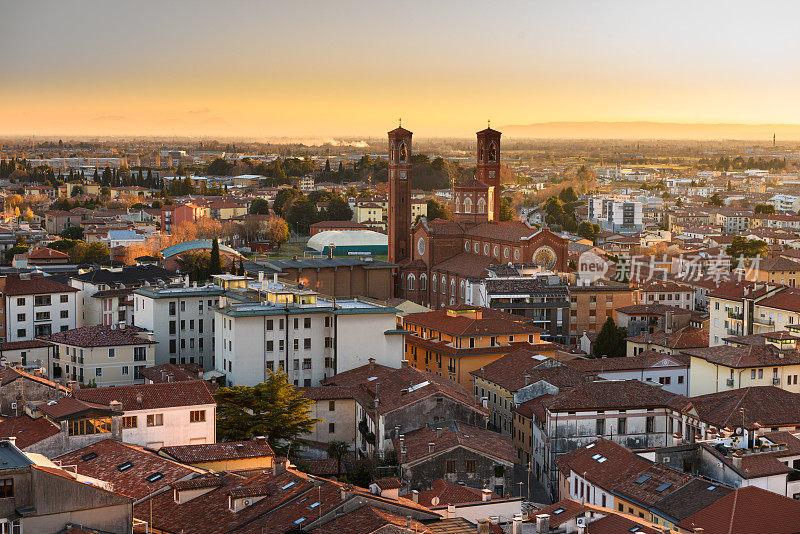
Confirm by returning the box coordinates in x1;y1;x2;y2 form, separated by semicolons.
161;240;242;259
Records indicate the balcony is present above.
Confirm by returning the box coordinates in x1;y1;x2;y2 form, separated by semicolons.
727;310;743;321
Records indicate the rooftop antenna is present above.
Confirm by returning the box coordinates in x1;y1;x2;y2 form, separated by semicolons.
488;119;491;129
398;117;402;128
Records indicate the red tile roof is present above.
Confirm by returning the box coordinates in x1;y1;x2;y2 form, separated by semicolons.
470;350;587;392
544;379;687;412
0;366;70;393
394;422;517;464
138;363;204;384
56;439;201;500
159;440;274;463
626;326;709;350
682;344;800;368
3;274;79;296
567;350;689;373
311;505;434;534
74;380;215;411
413;478;499;508
38;324;156;347
0;415;60;448
684;386;800;429
26;247;69;260
36;396;113;420
677;486;800;534
403;306;545;337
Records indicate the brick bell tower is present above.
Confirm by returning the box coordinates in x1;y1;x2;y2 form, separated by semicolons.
476;125;502;221
388;123;413;264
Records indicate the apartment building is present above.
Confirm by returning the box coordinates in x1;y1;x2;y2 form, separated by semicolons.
568;282;635;345
3;273;79;342
402;305;553;389
41;324;155;386
214;280;403;387
587;195;643;235
132;281;224;370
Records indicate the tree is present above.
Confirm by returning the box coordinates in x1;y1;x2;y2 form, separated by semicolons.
754;203;776;215
61;226;84;241
214;371;320;456
4;245;28;263
273;188;300;217
176;251;211;281
578;221;601;241
285;197;320;235
325;195;353;221
707;194;724;207
726;236;770;259
249;198;270;215
594;317;625;358
327;440;349;478
426;199;452;221
264;217;290;251
208;238;222;275
498;196;514;221
68;242;109;264
558;186;578;203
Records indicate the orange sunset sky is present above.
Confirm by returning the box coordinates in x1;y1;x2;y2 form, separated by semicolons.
2;0;800;139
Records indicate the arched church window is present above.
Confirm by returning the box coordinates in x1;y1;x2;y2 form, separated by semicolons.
479;143;484;161
432;274;437;292
399;143;407;162
407;274;415;291
477;197;486;214
460;280;466;298
420;274;427;291
464;197;473;213
489;142;497;162
441;276;447;294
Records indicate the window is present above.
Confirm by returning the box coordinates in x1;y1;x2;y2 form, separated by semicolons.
16;298;24;306
118;461;134;472
180;320;185;330
134;365;145;380
69;417;112;436
34;295;51;306
146;472;165;483
465;459;476;473
678;375;684;384
596;419;605;435
329;401;336;411
180;301;185;312
121;366;129;375
446;460;455;473
190;410;206;423
147;414;164;427
293;359;299;370
267;319;274;330
108;348;115;358
304;318;311;328
646;416;655;433
169;340;176;354
294;318;299;329
0;479;12;498
95;368;102;377
60;310;68;319
189;320;194;330
266;361;274;371
198;320;203;334
328;423;335;433
134;347;147;361
16;329;25;338
16;314;24;321
758;369;764;379
302;358;312;369
266;340;274;351
169;321;176;335
169;302;176;316
304;338;311;350
618;417;627;435
123;416;137;428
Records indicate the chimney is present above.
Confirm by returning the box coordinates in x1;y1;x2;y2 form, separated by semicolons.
481;488;492;502
401;359;409;367
411;489;418;503
512;515;522;534
524;374;531;386
732;450;743;470
477;519;492;534
535;514;550;534
447;503;456;519
109;400;123;412
340;484;354;501
693;529;705;534
428;442;435;454
369;357;375;370
436;428;442;438
273;457;287;475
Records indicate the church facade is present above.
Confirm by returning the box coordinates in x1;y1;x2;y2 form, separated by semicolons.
388;125;569;307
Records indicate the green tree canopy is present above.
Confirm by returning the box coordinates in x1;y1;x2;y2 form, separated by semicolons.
578;221;601;241
426;199;452;221
214;371;320;456
726;236;770;259
208;238;223;275
60;226;84;241
273;188;301;217
594;317;626;358
754;203;776;215
707;194;724;207
325;195;353;221
327;440;350;478
249;198;270;215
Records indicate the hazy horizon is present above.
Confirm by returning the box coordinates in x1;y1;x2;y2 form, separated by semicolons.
3;0;800;139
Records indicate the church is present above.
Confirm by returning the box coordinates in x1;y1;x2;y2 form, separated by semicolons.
388;124;569;307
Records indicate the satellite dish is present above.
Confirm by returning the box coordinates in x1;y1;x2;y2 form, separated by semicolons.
431;497;440;506
736;427;743;435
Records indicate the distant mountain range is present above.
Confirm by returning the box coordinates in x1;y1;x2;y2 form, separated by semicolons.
499;121;800;141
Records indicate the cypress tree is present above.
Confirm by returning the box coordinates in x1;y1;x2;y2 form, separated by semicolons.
209;238;222;275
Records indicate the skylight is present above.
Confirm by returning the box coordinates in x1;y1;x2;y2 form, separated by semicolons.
294;517;306;525
309;501;320;509
281;481;296;490
146;472;165;482
629;528;640;533
655;483;672;492
635;475;651;484
552;507;565;515
586;443;595;449
81;452;98;461
591;454;602;460
117;461;134;472
707;485;717;491
597;457;607;463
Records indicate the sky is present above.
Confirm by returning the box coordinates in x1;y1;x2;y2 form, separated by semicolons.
2;0;800;139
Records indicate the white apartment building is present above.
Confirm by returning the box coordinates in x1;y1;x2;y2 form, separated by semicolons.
214;280;404;387
770;194;800;213
133;279;225;370
73;380;216;449
586;195;643;235
3;274;79;342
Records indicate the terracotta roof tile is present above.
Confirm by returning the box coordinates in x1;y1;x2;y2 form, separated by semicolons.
544;379;687;412
682;344;800;368
413;478;499;508
394;422;517;465
470;350;587;392
74;381;215;411
685;386;800;429
626;326;708;350
3;274;79;296
38;324;156;347
159;440;274;463
0;415;60;448
403;306;545;337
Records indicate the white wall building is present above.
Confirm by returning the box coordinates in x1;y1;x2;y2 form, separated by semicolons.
4;274;79;342
214;280;404;387
586;195;643;235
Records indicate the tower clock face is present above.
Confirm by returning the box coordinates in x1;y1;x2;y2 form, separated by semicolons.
532;246;557;270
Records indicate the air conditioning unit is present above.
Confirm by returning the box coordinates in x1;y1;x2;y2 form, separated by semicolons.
576;517;588;528
9;403;16;410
